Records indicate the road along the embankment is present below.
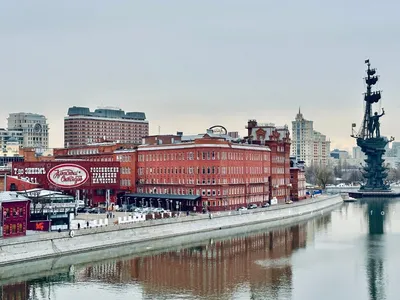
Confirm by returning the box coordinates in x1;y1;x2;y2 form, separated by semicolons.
0;194;342;271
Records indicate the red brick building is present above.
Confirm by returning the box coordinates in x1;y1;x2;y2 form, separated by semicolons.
54;142;137;193
12;121;304;211
245;120;291;202
290;157;307;201
133;135;271;211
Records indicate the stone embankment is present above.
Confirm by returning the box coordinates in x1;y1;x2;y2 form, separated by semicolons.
0;194;342;267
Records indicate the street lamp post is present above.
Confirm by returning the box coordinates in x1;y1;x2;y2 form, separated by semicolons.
170;200;173;211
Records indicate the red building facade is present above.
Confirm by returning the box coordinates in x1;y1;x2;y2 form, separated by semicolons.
290;157;307;201
246;120;292;202
54;143;137;193
136;136;271;211
8;121;303;211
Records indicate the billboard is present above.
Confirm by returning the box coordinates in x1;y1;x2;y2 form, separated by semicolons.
11;161;121;190
27;220;51;232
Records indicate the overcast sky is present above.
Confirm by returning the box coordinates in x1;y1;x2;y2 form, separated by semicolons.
1;0;400;151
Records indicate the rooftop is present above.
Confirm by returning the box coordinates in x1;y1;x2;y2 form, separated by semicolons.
0;192;30;202
67;106;146;121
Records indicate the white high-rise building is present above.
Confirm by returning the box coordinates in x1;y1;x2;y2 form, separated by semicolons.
7;113;49;149
291;109;331;167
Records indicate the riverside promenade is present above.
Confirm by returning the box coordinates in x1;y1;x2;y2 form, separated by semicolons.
0;194;342;269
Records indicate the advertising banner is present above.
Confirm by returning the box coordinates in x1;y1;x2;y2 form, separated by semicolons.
27;220;51;232
11;161;121;190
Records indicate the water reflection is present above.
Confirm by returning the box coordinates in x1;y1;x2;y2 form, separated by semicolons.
7;199;400;300
80;224;310;299
0;215;332;300
361;198;392;300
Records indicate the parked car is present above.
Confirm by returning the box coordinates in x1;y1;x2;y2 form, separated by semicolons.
285;200;293;204
237;207;247;211
262;203;270;208
89;207;106;214
248;204;258;209
77;207;90;213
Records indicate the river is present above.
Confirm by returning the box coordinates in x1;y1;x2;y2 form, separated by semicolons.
2;198;400;300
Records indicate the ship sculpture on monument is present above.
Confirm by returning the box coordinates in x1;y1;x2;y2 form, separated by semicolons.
350;59;397;197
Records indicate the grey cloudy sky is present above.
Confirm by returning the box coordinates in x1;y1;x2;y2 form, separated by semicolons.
1;0;400;151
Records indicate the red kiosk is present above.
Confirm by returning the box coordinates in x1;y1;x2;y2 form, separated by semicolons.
1;193;30;238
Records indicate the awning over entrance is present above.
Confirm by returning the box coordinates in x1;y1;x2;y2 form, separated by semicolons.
122;193;201;211
124;193;201;201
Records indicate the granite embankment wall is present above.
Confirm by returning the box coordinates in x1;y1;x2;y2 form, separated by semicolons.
0;194;342;267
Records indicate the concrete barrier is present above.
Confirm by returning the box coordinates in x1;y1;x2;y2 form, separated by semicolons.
0;194;342;267
118;214;146;224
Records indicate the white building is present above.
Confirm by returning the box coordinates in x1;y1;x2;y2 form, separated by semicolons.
291;109;330;167
0;128;24;150
7;113;49;149
0;137;24;166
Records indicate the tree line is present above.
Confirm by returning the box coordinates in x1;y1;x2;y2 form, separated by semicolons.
305;159;400;189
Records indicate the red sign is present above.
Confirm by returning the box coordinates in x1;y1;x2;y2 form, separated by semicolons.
11;161;121;190
28;220;51;231
47;164;89;188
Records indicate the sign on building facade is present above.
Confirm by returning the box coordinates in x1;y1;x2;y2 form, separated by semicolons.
11;162;120;190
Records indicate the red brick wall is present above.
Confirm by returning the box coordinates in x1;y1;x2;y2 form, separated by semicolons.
136;138;271;211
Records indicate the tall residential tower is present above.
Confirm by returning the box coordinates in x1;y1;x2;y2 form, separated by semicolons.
291;109;330;167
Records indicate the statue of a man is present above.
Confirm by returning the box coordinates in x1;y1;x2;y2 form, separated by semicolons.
371;108;385;137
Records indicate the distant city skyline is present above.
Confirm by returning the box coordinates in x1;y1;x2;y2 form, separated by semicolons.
1;1;400;152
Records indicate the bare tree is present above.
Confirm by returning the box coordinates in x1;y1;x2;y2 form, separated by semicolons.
305;163;334;188
315;166;334;189
305;162;318;184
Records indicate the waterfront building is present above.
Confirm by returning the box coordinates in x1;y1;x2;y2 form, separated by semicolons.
134;135;271;211
22;120;307;210
7;112;49;149
291;109;330;167
245;120;292;202
64;106;148;147
290;156;307;201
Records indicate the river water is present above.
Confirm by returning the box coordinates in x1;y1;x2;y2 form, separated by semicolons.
2;198;400;300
